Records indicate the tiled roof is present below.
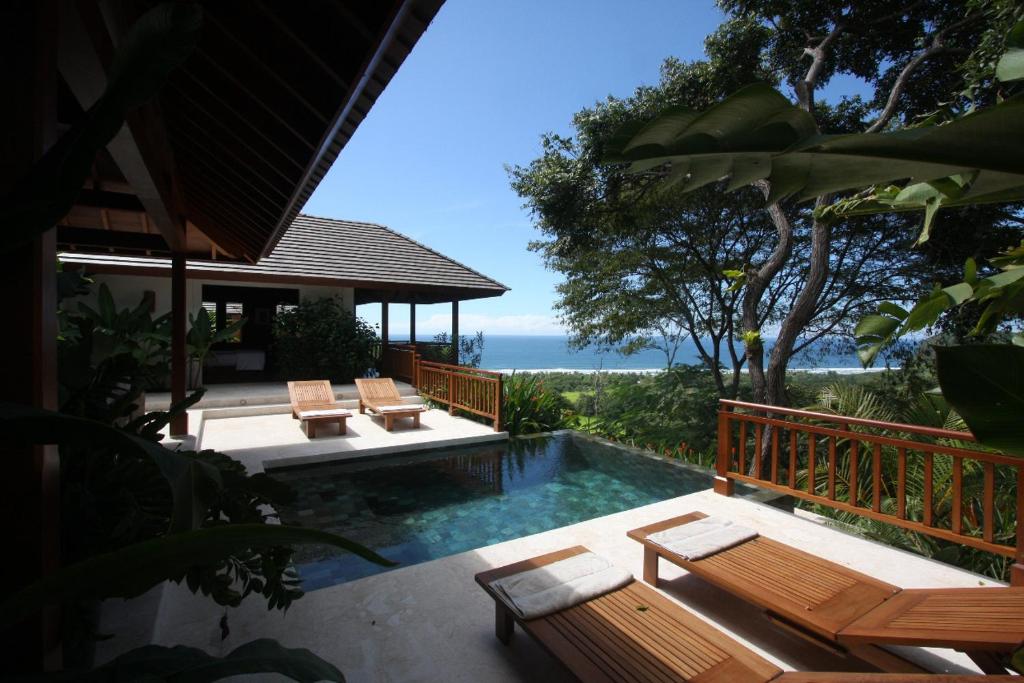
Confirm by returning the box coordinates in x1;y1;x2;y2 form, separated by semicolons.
59;214;509;303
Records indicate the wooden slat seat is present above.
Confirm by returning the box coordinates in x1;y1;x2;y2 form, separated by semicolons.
287;380;350;438
837;587;1024;651
628;511;1024;675
475;546;783;682
627;512;898;643
355;377;425;431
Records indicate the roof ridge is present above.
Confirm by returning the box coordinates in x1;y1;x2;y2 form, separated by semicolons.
295;212;509;291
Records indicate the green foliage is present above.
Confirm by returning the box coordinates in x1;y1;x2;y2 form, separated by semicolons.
58;282;172;422
607;83;1024;238
430;331;485;368
271;298;377;383
579;366;736;465
186;307;246;387
1;3;201;251
800;382;1018;582
935;345;1024;456
18;639;344;683
502;374;572;435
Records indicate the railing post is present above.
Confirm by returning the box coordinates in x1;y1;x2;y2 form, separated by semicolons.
1014;466;1024;586
448;370;455;415
494;373;503;432
412;353;420;389
714;402;735;496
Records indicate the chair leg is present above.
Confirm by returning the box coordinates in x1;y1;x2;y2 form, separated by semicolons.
495;602;514;644
338;418;347;435
306;421;316;439
385;414;393;431
413;412;420;428
359;400;366;414
643;547;659;585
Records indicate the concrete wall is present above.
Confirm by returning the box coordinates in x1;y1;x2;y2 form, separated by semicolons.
67;272;355;317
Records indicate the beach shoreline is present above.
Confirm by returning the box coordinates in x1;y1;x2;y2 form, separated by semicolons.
490;366;895;375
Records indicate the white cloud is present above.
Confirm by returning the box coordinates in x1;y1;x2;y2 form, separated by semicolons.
405;313;565;336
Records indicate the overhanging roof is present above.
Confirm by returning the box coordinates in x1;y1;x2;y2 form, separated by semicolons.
58;0;445;262
59;214;509;304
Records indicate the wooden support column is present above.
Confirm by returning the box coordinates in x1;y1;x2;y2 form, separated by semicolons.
381;300;389;345
409;303;416;344
0;0;61;670
451;300;459;365
170;253;188;435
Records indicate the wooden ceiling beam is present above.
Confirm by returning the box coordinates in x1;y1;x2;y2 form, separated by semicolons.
57;225;169;254
57;0;188;252
74;188;145;211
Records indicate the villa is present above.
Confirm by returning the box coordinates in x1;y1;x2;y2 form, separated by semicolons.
6;0;1024;681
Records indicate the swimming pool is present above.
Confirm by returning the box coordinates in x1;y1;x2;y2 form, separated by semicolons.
269;431;712;589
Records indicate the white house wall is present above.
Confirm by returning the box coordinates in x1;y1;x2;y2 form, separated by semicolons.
69;273;354;317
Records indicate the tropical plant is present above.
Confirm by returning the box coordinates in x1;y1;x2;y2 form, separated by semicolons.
502;373;572;435
58;282;172;422
271;297;377;383
186;306;247;387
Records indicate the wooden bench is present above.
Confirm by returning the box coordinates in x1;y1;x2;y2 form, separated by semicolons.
355;377;426;431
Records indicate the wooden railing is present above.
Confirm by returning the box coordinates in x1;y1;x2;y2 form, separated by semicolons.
715;399;1024;585
417;360;503;432
381;344;419;385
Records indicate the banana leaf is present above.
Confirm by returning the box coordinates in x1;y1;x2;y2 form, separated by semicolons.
0;524;395;630
935;345;1024;457
0;403;220;532
606;82;1024;217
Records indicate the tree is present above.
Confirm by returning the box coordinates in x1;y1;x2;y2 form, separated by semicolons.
604;0;1022;407
606;10;1024;454
512;7;974;400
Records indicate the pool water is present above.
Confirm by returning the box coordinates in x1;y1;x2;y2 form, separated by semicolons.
269;432;711;589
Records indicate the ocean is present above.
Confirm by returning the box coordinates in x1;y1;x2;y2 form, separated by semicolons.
476;335;881;372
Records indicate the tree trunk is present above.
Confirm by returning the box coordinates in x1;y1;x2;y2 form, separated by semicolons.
742;184;794;404
764;213;833;406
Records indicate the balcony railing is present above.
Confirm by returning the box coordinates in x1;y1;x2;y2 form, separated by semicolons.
377;344;503;431
417;360;503;432
715;399;1023;585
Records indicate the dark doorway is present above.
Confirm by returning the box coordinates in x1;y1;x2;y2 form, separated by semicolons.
200;284;299;383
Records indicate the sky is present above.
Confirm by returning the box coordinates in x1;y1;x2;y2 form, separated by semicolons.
304;0;865;338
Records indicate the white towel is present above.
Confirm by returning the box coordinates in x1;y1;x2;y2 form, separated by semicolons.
299;408;352;419
647;517;758;561
489;552;633;620
374;404;425;413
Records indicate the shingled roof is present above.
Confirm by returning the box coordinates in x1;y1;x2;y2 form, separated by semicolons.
59;214;508;304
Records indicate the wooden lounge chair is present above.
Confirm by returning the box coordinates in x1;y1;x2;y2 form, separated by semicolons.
287;380;351;438
476;545;783;682
628;511;1024;675
475;547;1011;682
354;377;426;431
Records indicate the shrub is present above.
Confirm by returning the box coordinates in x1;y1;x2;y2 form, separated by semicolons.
502;373;572;435
271;298;377;382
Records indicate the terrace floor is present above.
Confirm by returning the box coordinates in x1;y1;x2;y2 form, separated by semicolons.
199;408;507;471
148;380;418;411
99;489;1000;681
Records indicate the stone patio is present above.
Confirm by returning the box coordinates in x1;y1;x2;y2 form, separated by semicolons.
98;489;1000;681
